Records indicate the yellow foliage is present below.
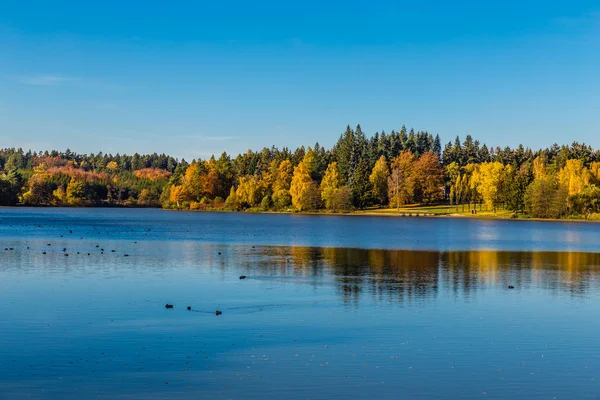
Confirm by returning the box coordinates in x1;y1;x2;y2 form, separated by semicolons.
106;161;119;172
388;150;416;207
557;159;590;196
53;186;67;205
66;179;85;206
236;175;266;207
273;159;293;192
589;162;600;184
290;158;319;211
369;156;389;204
137;189;152;206
33;163;48;175
471;162;513;209
169;185;186;206
320;162;341;210
532;156;547;179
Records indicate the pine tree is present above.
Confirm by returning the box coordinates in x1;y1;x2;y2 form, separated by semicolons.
335;125;356;184
350;158;372;209
433;135;442;158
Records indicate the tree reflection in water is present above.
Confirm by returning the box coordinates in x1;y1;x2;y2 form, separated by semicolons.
235;246;600;305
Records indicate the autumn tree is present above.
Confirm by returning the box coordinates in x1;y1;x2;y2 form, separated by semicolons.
169;185;186;208
388;150;416;207
369;155;389;205
21;174;53;205
106;161;119;173
66;179;86;205
316;162;353;212
532;156;547;179
199;158;221;199
413;151;444;203
290;155;320;211
137;189;153;206
182;162;203;202
271;159;293;210
235;175;266;208
225;186;237;209
557;159;590;196
471;162;513;210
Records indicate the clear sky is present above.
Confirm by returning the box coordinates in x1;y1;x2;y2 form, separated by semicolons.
1;1;599;160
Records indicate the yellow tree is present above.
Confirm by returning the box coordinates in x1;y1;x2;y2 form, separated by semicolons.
471;162;513;210
290;156;319;211
199;158;221;199
273;160;293;192
464;163;481;205
52;185;67;205
557;159;590;196
169;185;186;207
532;156;547;179
106;161;119;173
590;162;600;185
387;150;416;208
236;175;265;208
66;179;86;206
182;162;203;201
369;156;389;205
320;162;341;210
271;160;293;210
137;189;152;206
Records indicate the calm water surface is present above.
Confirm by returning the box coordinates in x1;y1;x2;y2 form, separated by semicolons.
1;208;600;399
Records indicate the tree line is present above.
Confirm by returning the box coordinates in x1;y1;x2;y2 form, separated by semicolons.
2;124;600;219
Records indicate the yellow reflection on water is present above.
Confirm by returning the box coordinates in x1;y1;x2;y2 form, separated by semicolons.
239;246;600;303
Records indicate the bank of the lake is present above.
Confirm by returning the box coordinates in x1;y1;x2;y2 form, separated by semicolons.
7;201;600;224
165;204;600;224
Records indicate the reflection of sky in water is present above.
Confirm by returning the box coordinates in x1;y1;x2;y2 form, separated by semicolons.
2;207;600;252
469;220;499;243
2;209;600;399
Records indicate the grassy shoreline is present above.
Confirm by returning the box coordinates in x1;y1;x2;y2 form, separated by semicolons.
5;203;599;223
164;205;600;223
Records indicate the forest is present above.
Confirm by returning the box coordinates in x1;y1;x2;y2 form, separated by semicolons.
1;124;600;220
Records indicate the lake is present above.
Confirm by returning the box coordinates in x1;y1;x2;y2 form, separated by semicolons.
1;208;600;399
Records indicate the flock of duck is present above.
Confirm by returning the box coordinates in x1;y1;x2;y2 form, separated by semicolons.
164;275;247;316
3;225;264;316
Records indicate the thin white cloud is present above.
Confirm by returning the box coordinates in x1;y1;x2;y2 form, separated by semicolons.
19;75;76;86
201;135;238;141
149;133;238;141
17;74;125;91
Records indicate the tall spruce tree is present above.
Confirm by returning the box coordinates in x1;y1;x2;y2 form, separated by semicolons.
350;157;372;209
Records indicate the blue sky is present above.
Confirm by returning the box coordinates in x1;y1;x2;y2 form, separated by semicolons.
1;1;599;160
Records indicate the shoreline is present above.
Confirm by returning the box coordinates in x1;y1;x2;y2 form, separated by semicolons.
3;204;600;224
167;207;600;224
